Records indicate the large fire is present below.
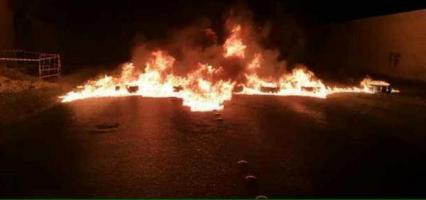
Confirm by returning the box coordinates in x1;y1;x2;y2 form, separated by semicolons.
60;23;399;112
223;25;246;58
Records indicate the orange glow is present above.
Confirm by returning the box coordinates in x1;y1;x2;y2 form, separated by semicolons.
180;63;235;111
239;65;399;98
60;52;234;111
223;25;246;58
240;66;329;98
60;23;399;112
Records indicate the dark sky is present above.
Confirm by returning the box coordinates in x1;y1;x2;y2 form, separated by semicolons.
18;0;426;28
17;0;426;43
23;0;426;21
10;0;426;66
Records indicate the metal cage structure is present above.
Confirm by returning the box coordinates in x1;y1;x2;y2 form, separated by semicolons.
0;50;61;79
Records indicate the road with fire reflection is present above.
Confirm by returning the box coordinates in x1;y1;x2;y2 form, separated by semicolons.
1;93;426;197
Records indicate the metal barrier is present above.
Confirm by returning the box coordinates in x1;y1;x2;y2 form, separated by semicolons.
0;50;61;79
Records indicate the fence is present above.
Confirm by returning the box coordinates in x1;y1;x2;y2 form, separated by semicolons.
0;50;61;79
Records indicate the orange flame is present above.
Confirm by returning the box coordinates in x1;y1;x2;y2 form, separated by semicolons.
223;25;246;58
60;23;399;112
180;64;235;111
60;52;234;111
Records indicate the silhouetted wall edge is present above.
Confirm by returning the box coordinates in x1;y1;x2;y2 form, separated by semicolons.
311;9;426;81
0;0;14;49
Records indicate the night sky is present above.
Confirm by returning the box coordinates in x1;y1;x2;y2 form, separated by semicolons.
20;0;426;25
9;0;426;66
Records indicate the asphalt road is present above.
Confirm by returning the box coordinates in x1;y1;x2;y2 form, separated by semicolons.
1;93;426;197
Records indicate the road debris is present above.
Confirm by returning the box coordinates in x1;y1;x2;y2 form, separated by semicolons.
89;122;121;133
245;175;257;183
237;160;248;166
255;195;268;199
126;85;139;93
96;122;120;129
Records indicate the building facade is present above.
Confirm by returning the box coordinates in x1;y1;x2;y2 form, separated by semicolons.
310;9;426;81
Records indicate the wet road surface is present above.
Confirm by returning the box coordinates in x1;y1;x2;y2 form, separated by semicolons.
1;93;426;197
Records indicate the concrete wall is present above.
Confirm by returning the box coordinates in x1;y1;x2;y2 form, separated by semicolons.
310;9;426;81
0;0;14;49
